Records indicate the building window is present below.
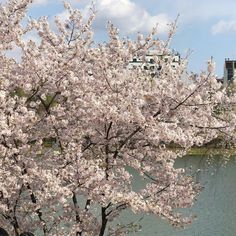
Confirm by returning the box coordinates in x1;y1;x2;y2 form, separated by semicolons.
227;68;233;81
150;58;155;64
226;62;233;69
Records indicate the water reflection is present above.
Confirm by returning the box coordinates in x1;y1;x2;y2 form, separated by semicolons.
120;155;236;236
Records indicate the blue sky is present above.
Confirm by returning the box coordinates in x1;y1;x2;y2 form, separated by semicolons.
2;0;236;76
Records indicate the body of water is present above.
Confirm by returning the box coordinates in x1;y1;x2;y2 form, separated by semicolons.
118;155;236;236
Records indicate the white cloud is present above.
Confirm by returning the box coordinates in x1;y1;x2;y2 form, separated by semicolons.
131;0;236;36
56;9;70;22
32;0;49;5
211;20;236;34
141;0;236;21
88;0;171;35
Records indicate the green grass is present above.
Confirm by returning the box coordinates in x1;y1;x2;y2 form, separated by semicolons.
187;147;236;157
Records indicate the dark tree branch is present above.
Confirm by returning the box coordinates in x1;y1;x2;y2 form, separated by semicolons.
72;192;83;236
99;205;109;236
170;73;210;111
21;164;48;235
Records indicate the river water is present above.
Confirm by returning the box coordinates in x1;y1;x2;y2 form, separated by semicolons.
117;155;236;236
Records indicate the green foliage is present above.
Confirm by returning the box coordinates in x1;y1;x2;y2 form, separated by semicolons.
10;87;27;97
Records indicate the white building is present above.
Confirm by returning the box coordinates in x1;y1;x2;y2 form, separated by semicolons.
128;50;181;77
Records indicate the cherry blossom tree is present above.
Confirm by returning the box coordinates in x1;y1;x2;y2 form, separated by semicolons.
0;1;235;235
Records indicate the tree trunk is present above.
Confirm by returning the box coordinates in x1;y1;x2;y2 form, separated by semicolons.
99;207;108;236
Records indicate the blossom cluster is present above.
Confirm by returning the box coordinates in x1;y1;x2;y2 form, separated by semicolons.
0;1;235;235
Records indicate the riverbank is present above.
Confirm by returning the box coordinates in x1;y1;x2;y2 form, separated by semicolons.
187;147;236;156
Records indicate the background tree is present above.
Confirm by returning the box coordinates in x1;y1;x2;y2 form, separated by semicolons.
0;1;235;235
